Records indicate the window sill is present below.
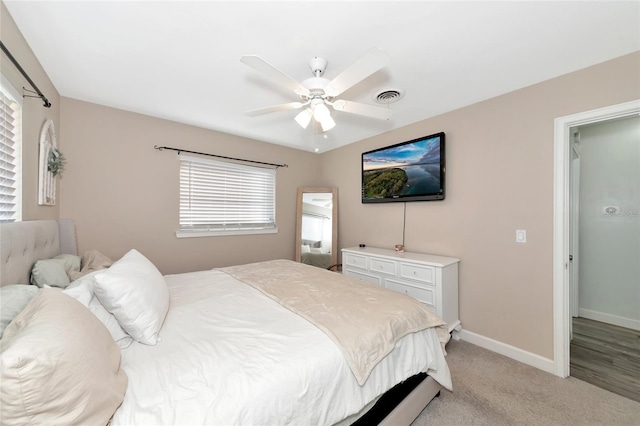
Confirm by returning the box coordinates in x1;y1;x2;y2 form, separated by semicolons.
175;228;279;238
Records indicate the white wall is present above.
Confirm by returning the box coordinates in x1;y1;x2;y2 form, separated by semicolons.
578;116;640;330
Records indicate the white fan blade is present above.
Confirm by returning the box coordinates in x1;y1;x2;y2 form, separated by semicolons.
245;102;306;117
331;100;393;120
241;55;310;97
324;47;390;97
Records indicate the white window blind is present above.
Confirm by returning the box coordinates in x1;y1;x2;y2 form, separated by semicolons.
301;213;325;241
178;154;277;237
0;76;22;223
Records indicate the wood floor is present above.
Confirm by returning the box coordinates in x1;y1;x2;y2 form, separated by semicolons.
570;317;640;403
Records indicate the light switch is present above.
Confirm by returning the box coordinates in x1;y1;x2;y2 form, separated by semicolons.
516;229;527;243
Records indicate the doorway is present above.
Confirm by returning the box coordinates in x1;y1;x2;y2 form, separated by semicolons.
571;116;640;330
567;115;640;402
553;99;640;379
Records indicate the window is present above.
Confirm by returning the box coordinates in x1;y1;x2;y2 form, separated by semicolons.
301;213;331;243
0;75;22;223
177;154;277;237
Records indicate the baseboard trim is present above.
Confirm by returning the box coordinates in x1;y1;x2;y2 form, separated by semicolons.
458;329;555;374
578;308;640;331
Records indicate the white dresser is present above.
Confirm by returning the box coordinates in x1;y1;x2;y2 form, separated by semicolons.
342;246;461;335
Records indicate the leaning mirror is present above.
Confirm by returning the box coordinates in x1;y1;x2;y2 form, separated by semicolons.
295;187;338;269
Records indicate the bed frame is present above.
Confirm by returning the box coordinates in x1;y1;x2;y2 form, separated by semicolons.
0;219;441;425
0;219;77;286
348;373;441;426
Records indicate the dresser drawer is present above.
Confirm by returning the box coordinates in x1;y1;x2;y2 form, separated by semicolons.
343;253;368;270
369;257;397;276
399;263;435;284
344;269;382;286
385;279;435;306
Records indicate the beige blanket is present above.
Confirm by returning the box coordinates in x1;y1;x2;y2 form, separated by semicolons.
221;259;449;385
68;250;114;281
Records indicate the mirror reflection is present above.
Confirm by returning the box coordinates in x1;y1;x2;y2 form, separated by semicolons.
295;187;338;270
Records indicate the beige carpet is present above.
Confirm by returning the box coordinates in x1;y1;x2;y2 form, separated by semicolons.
411;340;640;425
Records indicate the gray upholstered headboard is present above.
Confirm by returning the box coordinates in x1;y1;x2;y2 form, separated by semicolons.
0;219;78;286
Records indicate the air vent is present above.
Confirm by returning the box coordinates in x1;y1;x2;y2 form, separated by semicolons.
373;88;405;104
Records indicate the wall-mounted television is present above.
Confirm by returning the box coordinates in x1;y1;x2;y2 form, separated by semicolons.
362;132;445;203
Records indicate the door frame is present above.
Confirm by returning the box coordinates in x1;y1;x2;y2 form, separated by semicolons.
552;99;640;377
570;150;580;320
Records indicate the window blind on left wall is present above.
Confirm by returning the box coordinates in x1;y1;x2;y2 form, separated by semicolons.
178;154;277;237
0;76;22;223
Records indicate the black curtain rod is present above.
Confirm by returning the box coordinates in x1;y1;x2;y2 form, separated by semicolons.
0;41;51;108
154;145;288;169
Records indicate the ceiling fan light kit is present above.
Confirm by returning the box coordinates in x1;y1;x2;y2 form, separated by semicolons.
294;108;313;129
319;113;336;132
241;47;394;133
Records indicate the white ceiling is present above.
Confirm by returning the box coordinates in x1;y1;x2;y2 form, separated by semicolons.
4;1;639;153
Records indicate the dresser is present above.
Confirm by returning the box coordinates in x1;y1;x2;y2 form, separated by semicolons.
342;246;461;335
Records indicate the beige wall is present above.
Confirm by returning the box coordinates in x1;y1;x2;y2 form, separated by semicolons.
59;98;321;275
321;52;640;359
1;1;61;220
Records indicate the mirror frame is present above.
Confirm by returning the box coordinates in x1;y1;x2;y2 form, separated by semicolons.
295;187;338;269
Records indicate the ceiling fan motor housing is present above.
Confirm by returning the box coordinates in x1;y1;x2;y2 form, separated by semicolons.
309;57;328;76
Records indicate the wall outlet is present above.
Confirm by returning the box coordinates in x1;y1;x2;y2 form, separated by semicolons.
516;229;527;243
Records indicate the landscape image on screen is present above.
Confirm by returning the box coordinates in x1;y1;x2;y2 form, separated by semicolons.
363;136;441;200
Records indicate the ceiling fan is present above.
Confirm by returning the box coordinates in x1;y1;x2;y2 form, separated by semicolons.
241;47;394;132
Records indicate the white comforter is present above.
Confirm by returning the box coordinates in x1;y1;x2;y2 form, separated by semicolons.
112;269;451;426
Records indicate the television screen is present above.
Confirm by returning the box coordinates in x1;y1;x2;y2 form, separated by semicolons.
362;132;445;203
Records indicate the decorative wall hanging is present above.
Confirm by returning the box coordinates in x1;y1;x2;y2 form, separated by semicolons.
38;119;64;205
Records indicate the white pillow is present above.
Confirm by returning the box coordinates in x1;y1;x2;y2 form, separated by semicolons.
0;288;128;425
301;245;311;253
64;272;133;349
94;249;169;345
310;247;322;254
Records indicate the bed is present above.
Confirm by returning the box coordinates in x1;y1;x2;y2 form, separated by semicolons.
0;220;452;425
301;251;333;269
300;238;333;269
